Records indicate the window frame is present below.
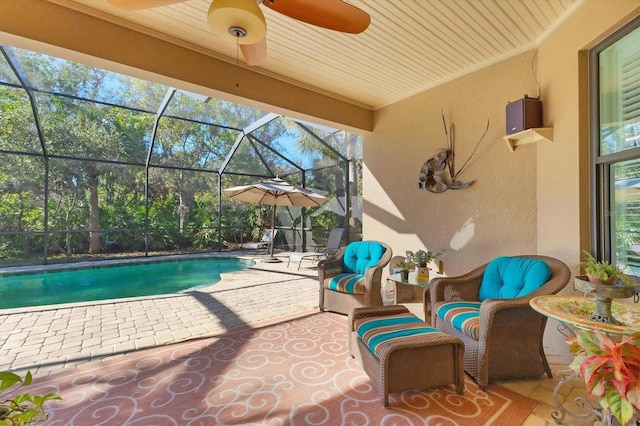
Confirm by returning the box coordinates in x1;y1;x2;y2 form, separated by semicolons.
590;16;640;266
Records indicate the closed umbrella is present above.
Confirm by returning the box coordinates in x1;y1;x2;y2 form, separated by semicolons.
223;177;326;262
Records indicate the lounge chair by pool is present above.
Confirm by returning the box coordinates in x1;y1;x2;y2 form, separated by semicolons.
242;229;277;254
287;228;344;270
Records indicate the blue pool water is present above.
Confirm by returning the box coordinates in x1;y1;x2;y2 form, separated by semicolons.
0;257;252;310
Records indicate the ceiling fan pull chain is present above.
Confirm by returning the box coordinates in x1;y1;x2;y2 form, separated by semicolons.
228;26;247;89
235;37;240;89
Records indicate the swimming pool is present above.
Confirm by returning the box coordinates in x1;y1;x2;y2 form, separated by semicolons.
0;257;253;310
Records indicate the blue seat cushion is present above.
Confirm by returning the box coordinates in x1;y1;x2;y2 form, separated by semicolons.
437;302;481;340
478;256;552;301
342;241;385;274
355;313;441;355
325;273;366;294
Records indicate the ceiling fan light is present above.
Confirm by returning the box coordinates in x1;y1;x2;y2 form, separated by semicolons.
207;0;266;45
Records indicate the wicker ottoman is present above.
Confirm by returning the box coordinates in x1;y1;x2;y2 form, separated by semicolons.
348;305;465;407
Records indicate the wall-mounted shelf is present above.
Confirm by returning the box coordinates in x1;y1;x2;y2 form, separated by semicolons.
504;128;553;152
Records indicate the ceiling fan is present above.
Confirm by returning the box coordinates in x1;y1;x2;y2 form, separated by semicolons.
105;0;371;66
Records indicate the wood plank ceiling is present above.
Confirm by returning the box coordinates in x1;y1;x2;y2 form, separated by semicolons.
48;0;579;110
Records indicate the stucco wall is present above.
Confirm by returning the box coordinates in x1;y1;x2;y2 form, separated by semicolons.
364;50;541;276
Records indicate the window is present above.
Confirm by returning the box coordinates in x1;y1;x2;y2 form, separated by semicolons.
592;18;640;276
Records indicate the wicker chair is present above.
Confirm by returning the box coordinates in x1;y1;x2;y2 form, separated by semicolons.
318;241;392;315
388;255;406;273
430;255;571;390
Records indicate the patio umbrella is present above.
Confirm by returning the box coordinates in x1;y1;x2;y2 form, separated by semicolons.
223;177;327;262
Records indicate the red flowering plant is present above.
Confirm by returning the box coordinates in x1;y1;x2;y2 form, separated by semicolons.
567;329;640;426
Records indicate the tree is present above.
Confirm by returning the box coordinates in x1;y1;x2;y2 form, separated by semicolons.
0;44;352;263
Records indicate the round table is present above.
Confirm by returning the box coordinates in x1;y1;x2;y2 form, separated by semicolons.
529;295;640;424
530;295;640;334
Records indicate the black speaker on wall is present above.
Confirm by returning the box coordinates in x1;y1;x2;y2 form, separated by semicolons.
506;96;542;134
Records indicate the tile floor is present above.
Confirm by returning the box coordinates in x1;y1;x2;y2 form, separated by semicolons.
506;349;599;426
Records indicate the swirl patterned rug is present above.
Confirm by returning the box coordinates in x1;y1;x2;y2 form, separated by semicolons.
30;309;536;425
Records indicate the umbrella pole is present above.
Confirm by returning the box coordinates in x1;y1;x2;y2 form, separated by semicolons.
263;204;281;263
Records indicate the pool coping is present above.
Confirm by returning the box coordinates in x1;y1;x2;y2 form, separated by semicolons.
0;252;253;276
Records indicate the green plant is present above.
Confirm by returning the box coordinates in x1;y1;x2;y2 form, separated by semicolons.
567;329;640;426
406;248;445;267
0;371;60;426
396;260;413;271
580;250;631;285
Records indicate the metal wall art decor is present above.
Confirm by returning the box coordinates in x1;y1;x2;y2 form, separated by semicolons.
418;112;489;193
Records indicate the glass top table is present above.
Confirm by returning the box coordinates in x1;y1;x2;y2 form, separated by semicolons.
530;295;640;334
387;272;431;287
387;272;440;322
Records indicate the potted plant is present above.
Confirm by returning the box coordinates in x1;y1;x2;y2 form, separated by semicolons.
395;260;413;281
0;371;61;425
406;249;445;267
567;329;640;426
406;249;445;282
580;250;630;285
575;251;636;323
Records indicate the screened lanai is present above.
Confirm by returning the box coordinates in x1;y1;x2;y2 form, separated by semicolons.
0;44;363;267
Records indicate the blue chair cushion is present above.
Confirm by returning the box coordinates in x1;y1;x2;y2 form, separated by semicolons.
355;313;441;355
437;302;481;340
342;241;385;274
478;256;552;301
325;273;366;294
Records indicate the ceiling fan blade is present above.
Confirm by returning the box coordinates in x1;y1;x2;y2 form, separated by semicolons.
106;0;186;10
240;38;267;66
263;0;370;34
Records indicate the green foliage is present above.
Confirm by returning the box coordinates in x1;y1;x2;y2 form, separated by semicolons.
190;197;221;249
0;46;362;262
406;248;445;267
0;242;22;261
580;250;631;285
248;206;271;240
309;211;341;244
568;330;640;425
0;371;61;425
396;260;413;271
